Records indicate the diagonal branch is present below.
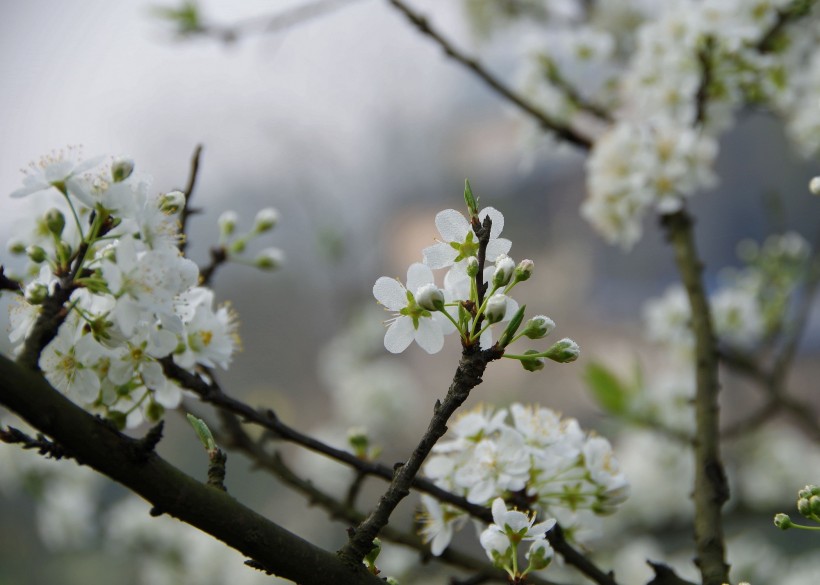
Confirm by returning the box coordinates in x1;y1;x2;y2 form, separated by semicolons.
387;0;594;150
0;354;384;585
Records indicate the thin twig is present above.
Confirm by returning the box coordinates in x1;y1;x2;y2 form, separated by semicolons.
387;0;594;150
179;144;204;256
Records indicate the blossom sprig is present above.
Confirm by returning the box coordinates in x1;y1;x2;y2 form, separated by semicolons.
215;208;284;272
775;485;820;532
479;498;556;580
3;150;251;428
418;403;629;556
374;186;578;361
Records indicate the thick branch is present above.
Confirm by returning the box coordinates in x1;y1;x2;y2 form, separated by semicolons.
387;0;594;150
661;210;729;585
339;343;503;565
0;354;383;585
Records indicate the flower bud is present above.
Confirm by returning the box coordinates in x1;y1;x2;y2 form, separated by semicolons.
810;176;820;196
254;247;284;270
218;211;239;237
146;400;165;423
810;495;820;517
416;283;445;311
520;350;545;372
466;256;479;278
514;259;534;282
798;497;811;517
44;208;65;237
773;513;792;530
526;539;553;571
26;245;46;263
544;338;580;363
111;157;134;182
160;190;186;214
492;254;515;288
522;315;556;339
7;239;26;255
485;293;508;324
24;282;48;304
253;207;279;233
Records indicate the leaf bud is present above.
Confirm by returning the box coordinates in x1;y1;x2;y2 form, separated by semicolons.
463;179;479;218
111;156;135;182
159;190;186;214
44;208;66;237
416;283;445;311
544;338;580;363
253;207;279;233
492;254;515;288
254;247;284;271
485;293;508;324
521;315;556;339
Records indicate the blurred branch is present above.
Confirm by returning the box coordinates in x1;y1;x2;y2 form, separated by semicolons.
0;354;384;585
179;144;204;256
757;0;818;53
661;209;729;585
387;0;595;150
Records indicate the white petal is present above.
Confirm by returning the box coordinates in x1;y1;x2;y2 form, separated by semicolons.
373;277;407;311
406;262;434;293
435;209;470;242
70;369;101;403
384;317;414;353
430;524;453;556
423;242;458;269
414;318;444;354
10;184;44;198
485;238;512;261
479;207;504;239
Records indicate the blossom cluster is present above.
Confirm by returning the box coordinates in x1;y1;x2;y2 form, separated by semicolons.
373;186;579;368
3;149;279;428
419;403;629;558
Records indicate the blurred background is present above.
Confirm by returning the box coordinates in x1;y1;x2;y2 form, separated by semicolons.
1;1;819;584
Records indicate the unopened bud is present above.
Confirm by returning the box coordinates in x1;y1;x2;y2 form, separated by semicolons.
810;495;820;517
111;157;135;182
348;428;370;458
514;259;534;282
492;254;515;288
416;283;444;311
253;207;279;233
160;190;185;214
522;315;556;339
218;211;239;237
798;497;811;517
810;176;820;196
774;513;792;530
45;208;65;237
24;282;48;304
485;293;508;324
520;349;545;372
544;338;580;363
254;247;284;270
466;256;479;278
8;239;26;255
26;245;46;263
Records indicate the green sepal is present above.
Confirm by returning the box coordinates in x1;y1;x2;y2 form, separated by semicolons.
497;304;526;348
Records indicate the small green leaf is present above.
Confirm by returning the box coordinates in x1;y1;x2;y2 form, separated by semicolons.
498;304;526;348
463;179;479;218
187;413;216;452
583;362;631;415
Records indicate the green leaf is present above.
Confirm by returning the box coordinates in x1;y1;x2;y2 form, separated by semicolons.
463;179;479;218
583;362;631;415
186;413;216;452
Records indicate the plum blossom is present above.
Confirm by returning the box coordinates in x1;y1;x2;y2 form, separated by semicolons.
373;263;452;354
11;147;104;199
423;207;511;275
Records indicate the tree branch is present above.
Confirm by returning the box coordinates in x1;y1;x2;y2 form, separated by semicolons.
179;144;204;256
661;210;729;585
387;0;594;150
0;354;384;585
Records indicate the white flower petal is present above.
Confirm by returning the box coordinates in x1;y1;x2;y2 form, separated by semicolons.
406;262;434;293
479;207;504;239
373;277;407;311
414;318;444;354
423;242;458;269
384;317;414;353
485;238;512;261
435;209;470;242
